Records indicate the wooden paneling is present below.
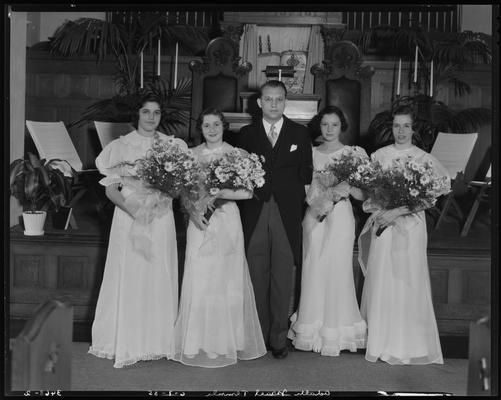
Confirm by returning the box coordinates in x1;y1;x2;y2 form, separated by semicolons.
10;233;108;324
351;248;490;337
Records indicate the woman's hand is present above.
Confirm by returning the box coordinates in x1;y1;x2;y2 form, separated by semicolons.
191;213;209;230
375;206;408;228
349;186;365;201
331;180;350;201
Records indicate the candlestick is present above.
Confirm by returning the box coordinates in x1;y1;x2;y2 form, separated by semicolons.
413;45;418;83
278;68;282;82
173;42;178;90
157;38;161;76
396;58;402;96
140;51;143;89
429;59;434;96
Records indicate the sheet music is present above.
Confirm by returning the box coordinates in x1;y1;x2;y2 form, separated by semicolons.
94;121;134;148
26;121;83;172
430;132;478;178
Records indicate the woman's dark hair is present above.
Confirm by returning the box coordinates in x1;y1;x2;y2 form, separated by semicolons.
391;105;417;129
308;105;349;142
259;80;288;98
131;92;163;129
196;107;229;140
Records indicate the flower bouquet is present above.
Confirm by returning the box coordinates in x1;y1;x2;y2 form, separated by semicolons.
111;135;200;222
182;148;266;222
308;146;370;222
363;155;451;236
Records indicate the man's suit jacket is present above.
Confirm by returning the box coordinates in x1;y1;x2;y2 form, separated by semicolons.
237;116;313;265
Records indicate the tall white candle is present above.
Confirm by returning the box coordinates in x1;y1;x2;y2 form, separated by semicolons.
429;59;434;96
173;42;178;90
413;45;418;83
396;58;402;96
140;51;143;88
278;68;282;82
157;38;161;76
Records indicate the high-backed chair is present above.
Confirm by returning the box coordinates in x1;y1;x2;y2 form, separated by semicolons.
311;40;375;145
25;121;106;226
10;300;73;391
430;132;478;229
94;121;134;149
189;37;252;144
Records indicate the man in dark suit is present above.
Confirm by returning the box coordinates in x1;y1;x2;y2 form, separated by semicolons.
237;80;313;359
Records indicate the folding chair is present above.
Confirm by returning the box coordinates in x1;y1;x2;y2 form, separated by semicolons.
460;165;491;237
94;121;134;149
25;121;106;228
430;132;478;230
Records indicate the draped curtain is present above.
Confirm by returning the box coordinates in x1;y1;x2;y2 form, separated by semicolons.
303;25;324;94
239;24;259;90
257;26;311;53
240;24;324;93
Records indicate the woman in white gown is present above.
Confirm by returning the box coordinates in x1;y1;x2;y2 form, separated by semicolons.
288;106;367;356
172;108;266;368
359;105;450;365
89;94;186;368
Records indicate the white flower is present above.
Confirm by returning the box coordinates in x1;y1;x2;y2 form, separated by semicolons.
209;188;219;196
409;188;420;197
164;162;174;172
255;177;265;187
420;175;430;184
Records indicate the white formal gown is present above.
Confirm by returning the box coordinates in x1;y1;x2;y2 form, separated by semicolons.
287;146;367;356
172;143;266;368
360;144;449;365
88;131;182;368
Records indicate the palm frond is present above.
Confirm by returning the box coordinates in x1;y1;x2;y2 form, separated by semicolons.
50;18;123;62
447;108;491;133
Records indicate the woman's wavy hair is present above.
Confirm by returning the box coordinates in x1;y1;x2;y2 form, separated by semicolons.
131;92;163;129
196;107;229;142
391;105;418;131
308;105;349;143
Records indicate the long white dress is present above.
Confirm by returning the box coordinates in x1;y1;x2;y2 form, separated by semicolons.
287;146;367;356
360;144;449;365
88;130;183;368
172;143;267;368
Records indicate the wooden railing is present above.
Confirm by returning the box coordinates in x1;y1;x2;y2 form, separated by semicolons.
342;6;459;32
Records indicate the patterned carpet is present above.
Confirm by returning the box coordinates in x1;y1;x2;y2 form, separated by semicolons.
71;342;468;395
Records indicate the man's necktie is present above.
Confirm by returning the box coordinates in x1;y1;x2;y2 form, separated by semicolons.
268;124;278;147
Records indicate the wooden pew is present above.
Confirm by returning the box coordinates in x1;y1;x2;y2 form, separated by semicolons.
10;300;73;391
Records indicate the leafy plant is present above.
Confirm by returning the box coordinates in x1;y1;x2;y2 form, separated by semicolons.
10;153;74;213
49;14;210;136
368;94;491;153
359;27;492;153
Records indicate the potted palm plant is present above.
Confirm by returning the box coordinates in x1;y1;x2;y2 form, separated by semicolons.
48;13;210;139
361;27;492;153
10;153;74;235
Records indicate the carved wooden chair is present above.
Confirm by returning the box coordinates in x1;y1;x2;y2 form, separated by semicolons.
10;300;73;391
188;36;252;144
311;40;375;146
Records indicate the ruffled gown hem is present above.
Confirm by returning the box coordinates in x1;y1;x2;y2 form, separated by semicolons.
88;346;171;368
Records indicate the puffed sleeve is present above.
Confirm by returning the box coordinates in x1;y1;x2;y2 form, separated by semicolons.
95;138;130;187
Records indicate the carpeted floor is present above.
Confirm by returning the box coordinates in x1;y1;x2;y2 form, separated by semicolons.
72;342;468;395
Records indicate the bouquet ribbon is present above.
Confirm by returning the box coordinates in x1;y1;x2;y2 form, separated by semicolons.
358;199;422;285
122;178;173;261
